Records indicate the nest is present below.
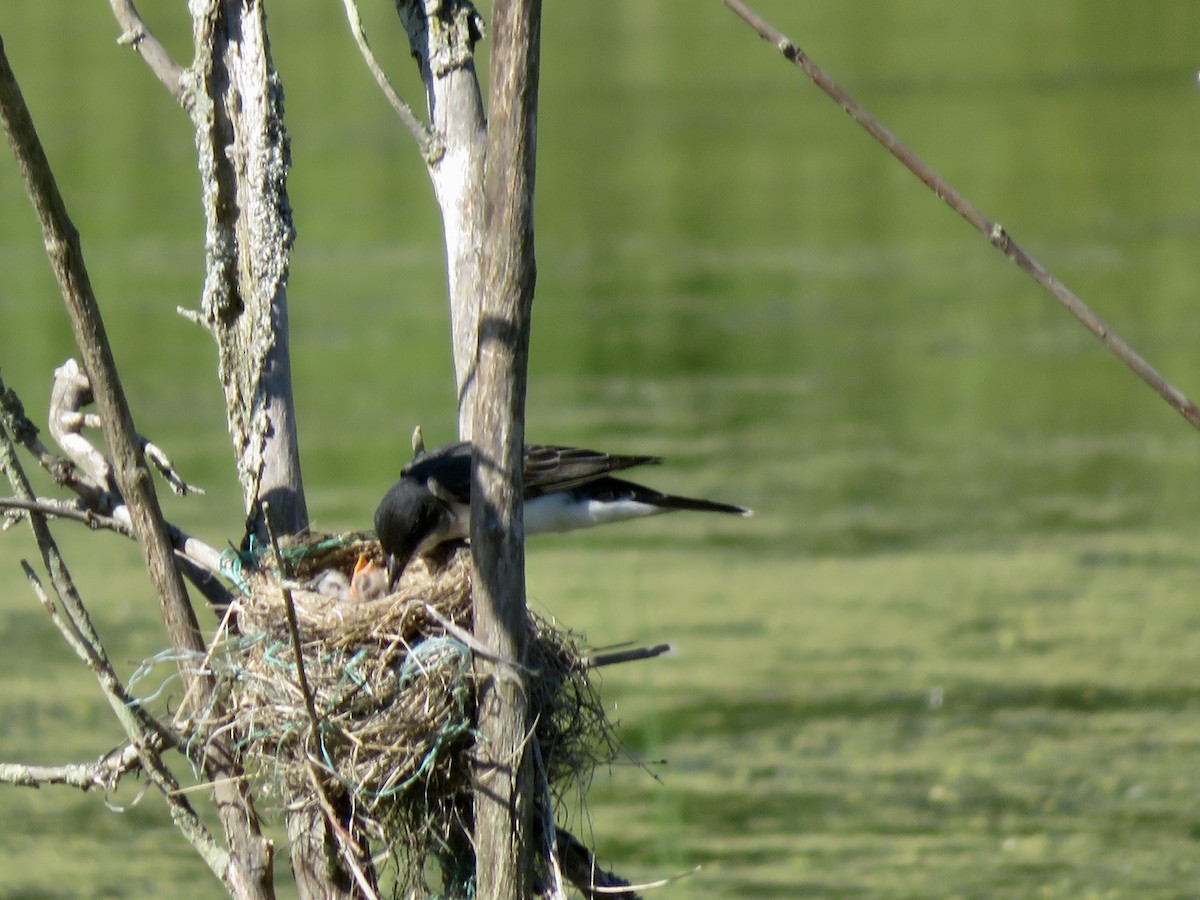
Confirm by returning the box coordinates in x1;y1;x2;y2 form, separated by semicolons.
205;532;617;897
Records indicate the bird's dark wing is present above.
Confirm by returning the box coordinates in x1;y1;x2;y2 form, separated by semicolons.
521;445;661;498
400;441;473;502
403;441;667;504
400;441;663;502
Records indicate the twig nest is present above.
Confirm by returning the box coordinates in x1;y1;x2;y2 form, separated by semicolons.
206;531;615;895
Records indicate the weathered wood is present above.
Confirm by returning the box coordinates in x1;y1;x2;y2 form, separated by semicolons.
0;33;275;899
470;0;542;896
396;0;488;439
186;0;308;542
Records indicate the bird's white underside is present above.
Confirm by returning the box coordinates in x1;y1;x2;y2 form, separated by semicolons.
428;494;667;552
525;493;667;533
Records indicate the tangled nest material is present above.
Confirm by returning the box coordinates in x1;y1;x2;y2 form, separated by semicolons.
204;531;618;896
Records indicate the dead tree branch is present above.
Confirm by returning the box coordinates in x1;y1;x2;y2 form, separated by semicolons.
183;2;307;544
0;413;222;877
178;1;308;544
555;827;643;900
0;32;205;679
722;0;1200;433
0;370;231;607
470;0;542;895
1;742;145;791
0;35;274;898
18;561;228;876
48;358;202;500
0;496;127;535
392;0;488;439
110;2;308;542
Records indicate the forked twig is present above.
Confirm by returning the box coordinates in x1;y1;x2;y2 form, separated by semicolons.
0;371;230;606
722;0;1200;433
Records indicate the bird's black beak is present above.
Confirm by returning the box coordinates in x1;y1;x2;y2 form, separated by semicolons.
385;552;409;591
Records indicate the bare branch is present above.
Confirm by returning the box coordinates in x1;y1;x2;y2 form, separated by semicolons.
0;743;144;792
306;765;381;900
108;0;185;99
3;409;217;859
49;359;203;498
1;365;230;600
722;0;1200;434
0;41;206;662
0;376;97;499
18;561;228;877
471;0;542;894
395;0;488;438
340;0;437;156
555;827;643;900
531;742;567;900
584;643;671;669
0;496;128;535
142;436;203;497
0;428;166;749
0;495;230;609
47;358;114;492
188;0;308;544
2;370;229;607
0;35;274;895
263;506;320;730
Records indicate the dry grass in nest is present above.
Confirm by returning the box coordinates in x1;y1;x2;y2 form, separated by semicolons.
203;531;617;896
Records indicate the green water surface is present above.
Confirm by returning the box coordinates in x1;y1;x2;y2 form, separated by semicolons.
3;2;1200;897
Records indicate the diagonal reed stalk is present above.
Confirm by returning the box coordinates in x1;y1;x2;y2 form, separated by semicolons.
723;0;1200;433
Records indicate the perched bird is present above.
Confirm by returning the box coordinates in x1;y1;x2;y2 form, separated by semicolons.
374;441;751;588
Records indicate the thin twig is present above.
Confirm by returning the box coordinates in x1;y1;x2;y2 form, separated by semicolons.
340;0;436;156
18;561;228;876
108;0;185;99
171;599;240;732
0;36;269;892
0;496;128;535
722;0;1200;433
262;503;321;730
584;643;671;669
306;763;381;900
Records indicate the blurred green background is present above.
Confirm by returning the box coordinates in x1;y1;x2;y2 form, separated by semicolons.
3;1;1200;896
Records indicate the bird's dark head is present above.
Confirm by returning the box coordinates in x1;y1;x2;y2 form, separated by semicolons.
374;477;452;590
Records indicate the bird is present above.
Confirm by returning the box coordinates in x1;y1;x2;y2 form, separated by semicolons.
374;441;751;589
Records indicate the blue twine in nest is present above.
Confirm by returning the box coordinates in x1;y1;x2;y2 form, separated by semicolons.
218;547;252;593
397;636;471;690
359;636;475;802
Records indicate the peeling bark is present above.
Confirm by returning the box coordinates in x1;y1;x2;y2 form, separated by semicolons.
185;1;307;542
